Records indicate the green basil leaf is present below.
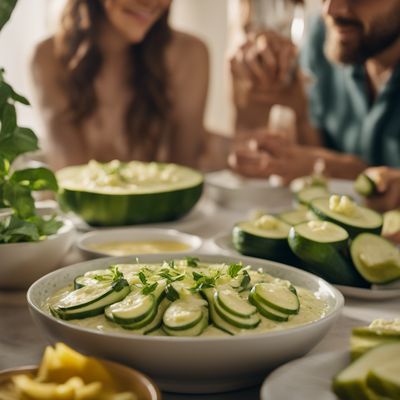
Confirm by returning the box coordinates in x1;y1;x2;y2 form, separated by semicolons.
142;282;158;295
0;0;17;31
185;256;199;267
0;81;12;111
138;271;147;285
0;215;40;243
0;127;38;161
3;181;35;218
11;167;58;191
228;263;243;278
27;214;63;237
10;88;29;105
1;102;16;135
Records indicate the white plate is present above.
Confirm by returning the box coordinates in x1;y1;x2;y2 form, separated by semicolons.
78;228;203;259
335;283;400;300
205;170;292;212
211;232;240;256
213;234;400;300
261;350;349;400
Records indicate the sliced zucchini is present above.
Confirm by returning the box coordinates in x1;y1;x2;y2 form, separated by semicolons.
248;291;289;322
232;216;294;263
277;208;310;226
107;292;155;324
351;320;400;360
350;233;400;284
74;275;103;289
333;343;400;400
163;299;204;331
163;309;209;337
290;175;328;194
354;173;377;197
213;296;260;329
310;196;383;238
51;279;130;320
215;287;256;318
202;289;241;335
366;357;400;399
296;186;330;206
253;283;299;315
288;221;368;287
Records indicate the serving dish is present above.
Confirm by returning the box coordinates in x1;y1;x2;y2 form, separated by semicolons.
28;254;343;393
261;350;349;400
205;169;292;211
0;360;161;400
0;217;75;290
78;228;203;259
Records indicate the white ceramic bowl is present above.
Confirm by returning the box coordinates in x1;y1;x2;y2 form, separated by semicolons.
77;228;203;259
28;254;343;394
205;170;292;211
0;217;75;290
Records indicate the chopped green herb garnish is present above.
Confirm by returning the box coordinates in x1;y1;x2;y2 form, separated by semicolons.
142;282;158;295
165;284;180;301
138;271;147;285
239;270;251;292
228;263;243;278
185;256;200;267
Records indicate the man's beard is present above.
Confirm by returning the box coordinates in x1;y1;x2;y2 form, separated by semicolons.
324;10;400;64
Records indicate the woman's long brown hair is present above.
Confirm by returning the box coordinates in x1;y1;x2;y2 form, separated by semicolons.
55;0;172;159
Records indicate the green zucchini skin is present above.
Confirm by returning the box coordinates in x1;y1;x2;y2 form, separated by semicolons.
288;227;369;287
58;184;203;226
232;225;297;264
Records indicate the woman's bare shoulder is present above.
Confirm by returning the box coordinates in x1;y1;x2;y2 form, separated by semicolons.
167;30;209;70
31;37;61;85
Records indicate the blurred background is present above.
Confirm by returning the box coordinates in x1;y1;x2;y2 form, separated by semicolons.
0;0;321;140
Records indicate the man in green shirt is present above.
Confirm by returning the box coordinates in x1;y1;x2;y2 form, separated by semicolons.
230;0;400;182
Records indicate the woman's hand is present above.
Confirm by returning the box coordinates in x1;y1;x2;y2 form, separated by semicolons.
364;167;400;212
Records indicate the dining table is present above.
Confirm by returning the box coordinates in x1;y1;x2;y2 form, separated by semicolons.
1;194;399;400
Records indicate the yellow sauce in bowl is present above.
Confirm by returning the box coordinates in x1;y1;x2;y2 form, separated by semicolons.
87;241;191;256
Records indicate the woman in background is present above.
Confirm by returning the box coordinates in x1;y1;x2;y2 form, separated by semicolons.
32;0;214;169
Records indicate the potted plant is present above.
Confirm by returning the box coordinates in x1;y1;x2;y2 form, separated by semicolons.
0;0;75;289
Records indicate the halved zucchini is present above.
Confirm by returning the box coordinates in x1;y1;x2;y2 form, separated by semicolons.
350;233;400;284
296;186;330;206
382;209;400;237
57;161;203;226
288;221;368;287
277;208;311;226
232;215;293;263
310;196;383;238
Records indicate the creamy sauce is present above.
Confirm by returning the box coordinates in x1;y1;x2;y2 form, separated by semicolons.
45;261;329;337
88;240;191;256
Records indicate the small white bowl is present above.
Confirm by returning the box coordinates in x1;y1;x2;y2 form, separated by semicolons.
205;170;292;211
0;217;75;290
77;228;203;259
28;254;343;394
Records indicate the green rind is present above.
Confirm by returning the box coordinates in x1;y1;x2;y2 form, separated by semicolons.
58;183;203;226
288;226;368;287
310;197;383;238
232;225;297;264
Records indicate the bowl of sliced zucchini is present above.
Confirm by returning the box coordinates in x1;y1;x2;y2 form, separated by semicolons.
27;254;343;394
57;160;203;227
